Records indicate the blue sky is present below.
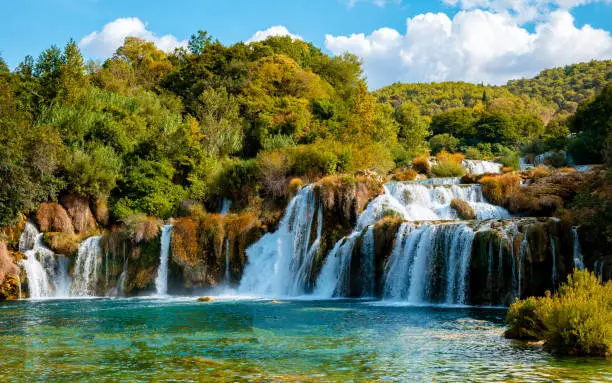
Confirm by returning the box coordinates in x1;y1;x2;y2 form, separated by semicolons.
1;0;611;88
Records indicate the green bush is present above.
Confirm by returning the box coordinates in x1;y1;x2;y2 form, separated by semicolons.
501;152;521;171
429;133;459;155
505;270;612;356
430;158;465;177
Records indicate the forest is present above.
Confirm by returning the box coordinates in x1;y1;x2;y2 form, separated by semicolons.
0;33;610;231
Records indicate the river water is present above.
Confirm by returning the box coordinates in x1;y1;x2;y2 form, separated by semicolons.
0;298;609;382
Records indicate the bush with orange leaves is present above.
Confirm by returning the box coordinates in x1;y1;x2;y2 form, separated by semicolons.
393;168;418;181
430;150;466;177
479;173;522;206
411;155;430;174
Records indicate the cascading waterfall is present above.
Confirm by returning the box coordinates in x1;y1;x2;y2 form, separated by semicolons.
360;226;375;297
220;198;232;215
382;222;475;304
550;235;558;287
363;182;509;222
239;186;322;296
18;222;71;299
155;225;173;296
71;236;102;296
462;160;502;175
224;238;230;284
572;227;585;270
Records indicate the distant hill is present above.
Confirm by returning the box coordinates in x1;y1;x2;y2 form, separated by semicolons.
374;60;612;117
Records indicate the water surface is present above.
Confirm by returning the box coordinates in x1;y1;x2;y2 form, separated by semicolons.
0;298;609;382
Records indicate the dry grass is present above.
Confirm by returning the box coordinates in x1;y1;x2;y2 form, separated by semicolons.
36;203;75;234
121;214;161;243
393;168;418;181
171;217;199;268
479;173;522;206
451;198;476;220
411;155;430;174
288;178;304;196
258;151;291;199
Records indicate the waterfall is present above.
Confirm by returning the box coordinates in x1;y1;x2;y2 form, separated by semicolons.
572;227;585;270
71;236;102;297
18;222;71;299
419;177;461;185
17;275;21;300
462;160;502;175
360;226;375;297
519;157;534;171
366;182;509;222
382;222;475;304
155;225;173;296
239;186;322;296
224;238;231;285
314;233;359;297
220;198;232;214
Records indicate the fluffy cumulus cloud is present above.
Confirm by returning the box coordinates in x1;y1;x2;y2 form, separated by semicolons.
79;17;187;58
444;0;612;23
246;26;302;43
325;10;612;88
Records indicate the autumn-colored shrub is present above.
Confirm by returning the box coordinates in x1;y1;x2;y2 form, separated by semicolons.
257;151;292;198
393;168;417;181
479;173;521;205
430;150;466;177
288;178;304;196
121;214;161;243
93;198;109;226
451;198;476;220
171;217;199;268
36;203;75;234
506;270;612;356
411;155;430;174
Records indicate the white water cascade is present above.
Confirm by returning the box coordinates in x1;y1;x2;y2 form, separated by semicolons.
239;185;323;296
71;236;102;296
358;182;509;224
18;222;71;299
462;160;502;175
383;222;475;304
155;225;173;296
572;227;585;270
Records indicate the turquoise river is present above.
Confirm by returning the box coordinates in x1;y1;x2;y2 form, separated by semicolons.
0;297;610;382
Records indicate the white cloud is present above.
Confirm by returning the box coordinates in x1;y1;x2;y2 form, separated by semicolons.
444;0;612;24
79;17;187;58
246;26;302;44
325;10;612;88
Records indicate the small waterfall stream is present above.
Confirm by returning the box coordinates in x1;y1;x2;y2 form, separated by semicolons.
71;237;102;297
572;227;585;270
239;186;323;296
155;225;173;296
18;222;71;299
462;160;502;175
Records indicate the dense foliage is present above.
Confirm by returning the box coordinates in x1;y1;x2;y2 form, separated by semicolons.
0;33;610;229
506;270;612;357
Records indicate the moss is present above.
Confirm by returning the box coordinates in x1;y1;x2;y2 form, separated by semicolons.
450;198;476;220
43;232;81;256
0;213;26;250
0;240;20;299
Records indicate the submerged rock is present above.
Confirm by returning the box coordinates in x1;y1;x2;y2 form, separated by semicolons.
197;296;214;302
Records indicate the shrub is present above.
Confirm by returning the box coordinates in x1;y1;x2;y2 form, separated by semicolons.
412;155;430;174
288;178;304;195
450;198;476;220
505;296;546;340
429;133;459;154
506;270;612;357
393;168;417;181
121;214;161;243
257;151;292;199
501;152;521;171
430;150;466;177
479;173;521;205
464;146;483;160
548;151;567;168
